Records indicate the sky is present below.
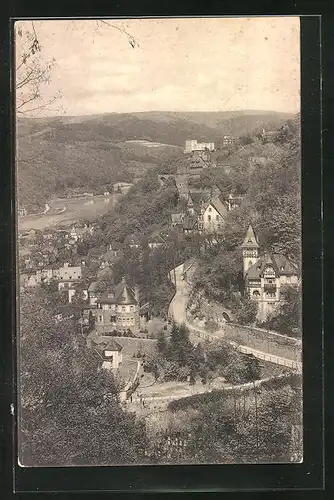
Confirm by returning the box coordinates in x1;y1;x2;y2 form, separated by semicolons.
15;17;300;117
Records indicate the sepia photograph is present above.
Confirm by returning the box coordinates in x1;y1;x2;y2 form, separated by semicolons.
16;16;303;467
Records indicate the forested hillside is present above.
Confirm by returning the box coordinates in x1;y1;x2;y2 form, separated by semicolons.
17;110;292;211
85;115;300;327
131;110;294;136
193;116;301;330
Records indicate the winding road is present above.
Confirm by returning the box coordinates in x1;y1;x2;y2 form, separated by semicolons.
168;261;302;373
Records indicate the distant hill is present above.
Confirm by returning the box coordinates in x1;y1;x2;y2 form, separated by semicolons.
130;110;294;135
17;110;295;212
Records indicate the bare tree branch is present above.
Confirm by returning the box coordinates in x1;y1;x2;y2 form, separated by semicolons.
97;20;139;48
15;20;139;116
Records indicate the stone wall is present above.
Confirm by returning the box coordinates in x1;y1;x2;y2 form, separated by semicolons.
225;323;302;362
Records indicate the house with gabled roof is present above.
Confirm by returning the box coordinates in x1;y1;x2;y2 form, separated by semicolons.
199;196;228;234
88;281;105;305
101;339;123;370
182;214;198;235
99;249;122;270
148;233;166;249
242;224;299;321
124;234;141;249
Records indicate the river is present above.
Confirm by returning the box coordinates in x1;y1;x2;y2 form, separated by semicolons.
18;194;122;232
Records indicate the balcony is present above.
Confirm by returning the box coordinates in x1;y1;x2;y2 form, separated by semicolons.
264;283;277;292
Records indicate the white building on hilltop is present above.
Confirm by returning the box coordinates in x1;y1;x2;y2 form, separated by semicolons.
184;139;215;153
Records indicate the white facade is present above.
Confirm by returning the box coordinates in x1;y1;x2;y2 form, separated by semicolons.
102;349;123;370
201;204;225;233
185;139;215;153
54;263;82;281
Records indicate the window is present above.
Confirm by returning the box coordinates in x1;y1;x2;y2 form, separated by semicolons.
130;306;134;312
253;290;260;297
208;215;211;222
216;214;219;221
122;306;125;312
264;266;275;277
110;315;116;323
98;315;103;323
208;207;212;212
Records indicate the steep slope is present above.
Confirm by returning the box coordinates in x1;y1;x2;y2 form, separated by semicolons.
16;110;295;212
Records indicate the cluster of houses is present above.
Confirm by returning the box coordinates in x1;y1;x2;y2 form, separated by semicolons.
19;222;97;272
20;261;85;303
170;184;243;236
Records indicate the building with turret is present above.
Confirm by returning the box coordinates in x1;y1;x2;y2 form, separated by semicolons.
241;225;299;321
93;277;141;335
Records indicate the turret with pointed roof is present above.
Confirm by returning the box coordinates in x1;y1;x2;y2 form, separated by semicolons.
242;224;260;277
241;224;259;249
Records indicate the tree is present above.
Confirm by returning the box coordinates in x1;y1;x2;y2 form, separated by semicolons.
15;20;139;116
167;323;193;366
261;285;301;336
195;248;242;303
157;330;168;355
15;22;59;115
180;383;297;464
19;289;148;466
234;296;258;326
265;194;301;263
239;134;253;146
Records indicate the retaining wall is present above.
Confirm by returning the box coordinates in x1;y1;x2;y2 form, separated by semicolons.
225;323;302;363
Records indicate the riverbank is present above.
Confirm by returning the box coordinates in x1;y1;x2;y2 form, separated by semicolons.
18;193;122;232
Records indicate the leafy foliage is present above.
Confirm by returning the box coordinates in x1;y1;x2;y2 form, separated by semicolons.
233;297;258;325
145;326;262;386
191;116;300;326
20;289;147;466
181;384;300;463
259;285;302;337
